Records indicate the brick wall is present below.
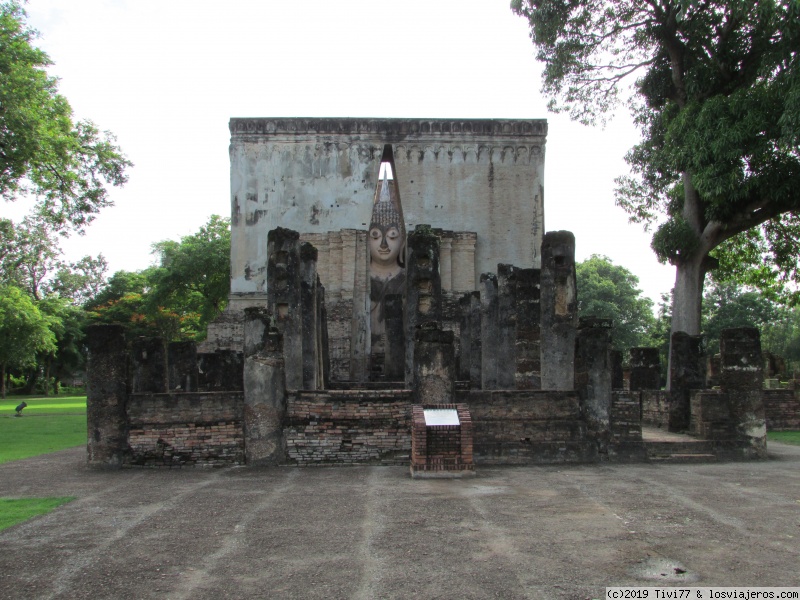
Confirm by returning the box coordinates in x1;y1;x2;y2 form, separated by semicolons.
127;392;244;467
610;392;642;443
689;390;735;439
285;390;413;465
763;389;800;431
457;390;596;464
641;390;670;428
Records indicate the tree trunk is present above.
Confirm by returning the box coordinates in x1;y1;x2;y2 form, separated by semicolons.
671;255;706;336
1;363;5;400
44;358;52;397
22;367;39;395
667;252;708;390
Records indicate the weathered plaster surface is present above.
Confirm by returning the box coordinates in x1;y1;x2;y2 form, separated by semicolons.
228;118;546;298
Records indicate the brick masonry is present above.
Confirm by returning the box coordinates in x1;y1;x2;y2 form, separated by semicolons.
127;392;245;467
285;390;414;465
410;404;474;476
457;390;597;464
763;389;800;430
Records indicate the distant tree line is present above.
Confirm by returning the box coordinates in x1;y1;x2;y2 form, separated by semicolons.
577;255;800;378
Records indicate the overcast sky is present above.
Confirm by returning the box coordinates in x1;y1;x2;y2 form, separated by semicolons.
9;0;675;306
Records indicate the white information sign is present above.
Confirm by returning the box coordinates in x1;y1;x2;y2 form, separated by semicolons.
423;409;460;426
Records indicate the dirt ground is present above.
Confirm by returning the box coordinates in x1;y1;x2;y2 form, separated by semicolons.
1;444;799;600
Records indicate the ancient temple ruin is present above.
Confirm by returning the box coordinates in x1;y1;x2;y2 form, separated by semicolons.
85;118;791;471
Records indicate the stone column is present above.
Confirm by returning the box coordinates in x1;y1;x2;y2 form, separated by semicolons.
86;324;128;469
719;327;767;457
439;231;453;292
668;331;706;432
575;317;613;457
349;230;369;382
405;225;442;386
130;337;167;393
451;232;477;293
540;231;578;390
629;347;661;391
515;268;541;390
384;294;405;381
413;322;455;404
167;341;198;392
480;273;499;390
458;291;482;389
319;285;331;388
243;307;287;465
300;242;320;390
267;227;303;390
610;350;624;390
496;264;518;389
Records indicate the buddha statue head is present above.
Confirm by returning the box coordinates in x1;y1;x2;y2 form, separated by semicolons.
368;171;405;279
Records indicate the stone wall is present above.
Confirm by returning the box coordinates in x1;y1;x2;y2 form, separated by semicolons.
763;389;800;431
126;392;245;467
609;392;646;461
642;390;670;428
228;118;546;300
285;390;414;465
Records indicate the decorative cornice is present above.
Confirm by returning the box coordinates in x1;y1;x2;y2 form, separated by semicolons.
229;117;547;139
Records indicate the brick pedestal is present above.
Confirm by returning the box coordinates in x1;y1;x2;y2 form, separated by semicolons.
410;404;475;478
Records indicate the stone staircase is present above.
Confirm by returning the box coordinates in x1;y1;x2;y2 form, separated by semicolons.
644;440;717;463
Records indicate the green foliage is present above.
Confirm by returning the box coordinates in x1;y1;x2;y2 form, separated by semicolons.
149;214;231;326
576;255;656;351
0;285;56;397
0;497;75;531
513;0;800;334
86;216;231;342
701;281;780;354
0;1;131;232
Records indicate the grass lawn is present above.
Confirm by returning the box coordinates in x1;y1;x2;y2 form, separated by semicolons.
0;396;85;532
767;431;800;446
0;396;87;464
0;395;87;416
0;497;76;532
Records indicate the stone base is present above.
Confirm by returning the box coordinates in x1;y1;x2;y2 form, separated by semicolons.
410;465;476;479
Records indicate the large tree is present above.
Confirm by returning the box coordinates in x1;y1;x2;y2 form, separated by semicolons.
0;285;55;398
576;255;656;351
0;1;131;232
512;1;800;340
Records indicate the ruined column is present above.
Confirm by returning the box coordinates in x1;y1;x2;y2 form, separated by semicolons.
480;273;499;390
130;337;167;393
515;268;541;390
610;350;624;390
384;294;405;381
668;332;706;432
86;324;128;468
300;242;321;390
540;231;578;390
575;317;613;457
404;225;442;386
267;227;303;390
243;307;287;465
167;341;198;392
629;347;661;391
496;264;518;389
319;285;331;388
349;230;369;382
719;327;767;457
458;291;482;389
413;322;455;404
